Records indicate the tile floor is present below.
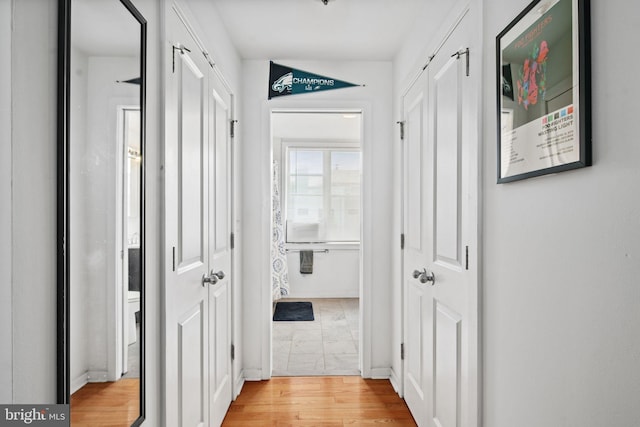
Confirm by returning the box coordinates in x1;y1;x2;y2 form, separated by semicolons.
272;298;360;376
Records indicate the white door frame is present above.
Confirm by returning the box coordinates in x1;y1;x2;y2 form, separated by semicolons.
260;101;375;379
110;104;140;381
399;1;482;424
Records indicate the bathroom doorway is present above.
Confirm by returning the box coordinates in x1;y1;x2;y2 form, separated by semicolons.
270;111;362;376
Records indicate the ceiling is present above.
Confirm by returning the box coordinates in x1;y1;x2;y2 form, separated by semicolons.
72;0;140;56
210;0;426;61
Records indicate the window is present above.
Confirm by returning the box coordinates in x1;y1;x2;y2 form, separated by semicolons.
285;144;361;243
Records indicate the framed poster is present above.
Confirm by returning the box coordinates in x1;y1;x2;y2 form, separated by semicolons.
496;0;591;183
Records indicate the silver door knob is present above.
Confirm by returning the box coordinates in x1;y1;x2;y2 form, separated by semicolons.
212;270;225;280
202;273;219;286
413;268;435;285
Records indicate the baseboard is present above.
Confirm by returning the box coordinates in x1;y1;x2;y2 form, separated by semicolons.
242;369;262;381
285;292;359;299
87;370;109;383
71;372;88;394
233;373;245;400
369;367;391;379
389;367;402;396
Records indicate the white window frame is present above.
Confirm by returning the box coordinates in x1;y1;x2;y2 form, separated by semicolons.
282;139;361;244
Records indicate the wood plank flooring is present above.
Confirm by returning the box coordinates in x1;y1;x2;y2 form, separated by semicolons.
222;376;417;426
70;379;140;426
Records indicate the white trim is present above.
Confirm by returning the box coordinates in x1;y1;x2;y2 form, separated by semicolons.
233;372;245;400
369;367;391;379
114;105;139;382
389;367;402;396
86;370;110;383
399;2;471;100
70;372;88;395
171;0;234;95
242;369;263;381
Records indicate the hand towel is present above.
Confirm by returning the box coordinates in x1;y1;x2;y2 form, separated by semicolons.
300;250;314;274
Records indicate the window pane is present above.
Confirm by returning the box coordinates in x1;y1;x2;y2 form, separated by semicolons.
287;195;323;222
327;196;360;241
290;150;323;174
328;151;360;241
289;175;323;195
331;151;360;171
331;151;361;196
285;148;361;243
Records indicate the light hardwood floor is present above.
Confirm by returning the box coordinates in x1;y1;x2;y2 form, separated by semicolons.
70;379;140;426
222;376;417;426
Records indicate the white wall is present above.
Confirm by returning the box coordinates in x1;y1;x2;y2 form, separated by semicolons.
284;249;360;298
0;0;13;404
11;0;58;403
69;46;90;391
482;0;640;425
241;59;394;379
393;0;640;423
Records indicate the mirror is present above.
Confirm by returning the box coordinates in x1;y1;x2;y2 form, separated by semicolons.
57;0;146;425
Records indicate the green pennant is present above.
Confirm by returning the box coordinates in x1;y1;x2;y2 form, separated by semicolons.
269;61;361;99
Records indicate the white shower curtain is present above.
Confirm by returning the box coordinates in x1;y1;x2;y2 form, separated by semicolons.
271;160;289;300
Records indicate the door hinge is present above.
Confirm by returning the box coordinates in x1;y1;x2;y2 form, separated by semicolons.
172;246;176;272
230;232;235;250
401;233;405;250
451;47;470;76
401;343;405;361
396;120;405;141
230;119;238;139
172;43;191;73
465;245;469;270
231;344;235;361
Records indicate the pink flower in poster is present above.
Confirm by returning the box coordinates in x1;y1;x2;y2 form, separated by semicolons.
516;40;549;110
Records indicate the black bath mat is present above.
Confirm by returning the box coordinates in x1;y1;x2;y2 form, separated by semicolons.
273;301;314;321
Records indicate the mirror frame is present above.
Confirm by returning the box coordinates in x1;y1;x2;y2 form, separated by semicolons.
56;0;146;424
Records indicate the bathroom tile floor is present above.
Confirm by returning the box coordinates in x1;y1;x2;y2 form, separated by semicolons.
272;298;360;376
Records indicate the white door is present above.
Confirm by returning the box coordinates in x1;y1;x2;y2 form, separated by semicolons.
164;13;211;427
208;72;233;426
402;70;430;425
403;8;479;427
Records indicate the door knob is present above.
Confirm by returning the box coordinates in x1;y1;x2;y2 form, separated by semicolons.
202;273;219;287
212;270;225;280
413;268;435;285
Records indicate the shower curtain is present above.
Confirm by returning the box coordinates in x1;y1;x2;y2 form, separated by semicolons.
272;160;289;300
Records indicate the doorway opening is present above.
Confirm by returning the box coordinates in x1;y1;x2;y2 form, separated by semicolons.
270;111;363;376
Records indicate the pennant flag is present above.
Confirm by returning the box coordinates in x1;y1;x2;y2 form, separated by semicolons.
268;61;361;99
116;77;141;85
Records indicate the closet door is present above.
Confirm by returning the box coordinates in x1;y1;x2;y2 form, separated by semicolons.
208;71;233;427
164;10;210;427
402;70;430;425
402;7;479;426
424;11;478;426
